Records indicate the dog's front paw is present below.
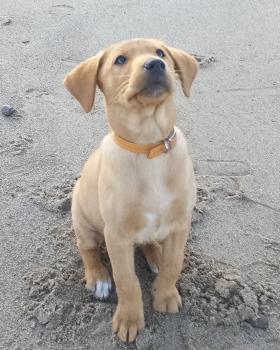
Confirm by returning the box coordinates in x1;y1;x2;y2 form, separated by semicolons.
112;303;145;342
153;286;182;313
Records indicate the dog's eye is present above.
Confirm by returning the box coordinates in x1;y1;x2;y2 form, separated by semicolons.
156;49;165;58
114;55;127;65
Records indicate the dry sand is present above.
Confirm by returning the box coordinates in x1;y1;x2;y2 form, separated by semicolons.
1;1;280;349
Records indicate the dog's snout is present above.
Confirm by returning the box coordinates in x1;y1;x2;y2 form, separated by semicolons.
142;58;169;97
144;59;165;72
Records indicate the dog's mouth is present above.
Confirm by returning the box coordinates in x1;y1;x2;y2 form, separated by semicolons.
140;76;171;97
126;75;172;102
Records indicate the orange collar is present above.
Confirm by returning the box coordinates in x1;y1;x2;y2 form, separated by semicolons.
113;128;177;159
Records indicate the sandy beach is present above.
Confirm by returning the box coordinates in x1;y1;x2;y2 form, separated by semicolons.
1;1;279;349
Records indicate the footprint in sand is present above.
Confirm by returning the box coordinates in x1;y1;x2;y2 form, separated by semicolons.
0;135;33;155
194;159;251;177
48;4;75;17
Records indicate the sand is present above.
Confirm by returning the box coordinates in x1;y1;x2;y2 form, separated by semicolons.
1;1;280;349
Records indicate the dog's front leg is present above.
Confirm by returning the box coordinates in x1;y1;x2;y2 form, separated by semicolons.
152;215;191;313
104;226;144;342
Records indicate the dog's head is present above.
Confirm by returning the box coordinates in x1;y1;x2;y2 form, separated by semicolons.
64;39;197;113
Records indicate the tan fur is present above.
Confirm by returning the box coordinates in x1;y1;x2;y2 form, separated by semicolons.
64;38;198;342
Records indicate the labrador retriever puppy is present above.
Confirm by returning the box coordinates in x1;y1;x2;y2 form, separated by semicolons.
64;38;197;342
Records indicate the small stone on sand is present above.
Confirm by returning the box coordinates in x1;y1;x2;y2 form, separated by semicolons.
1;105;16;116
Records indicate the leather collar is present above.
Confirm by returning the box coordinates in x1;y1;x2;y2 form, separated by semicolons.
113;128;176;159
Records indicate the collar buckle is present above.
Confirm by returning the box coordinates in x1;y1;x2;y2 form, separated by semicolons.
163;128;176;153
163;139;171;153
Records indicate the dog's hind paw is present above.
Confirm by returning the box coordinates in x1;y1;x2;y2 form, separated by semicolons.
141;242;162;274
87;279;112;300
148;262;159;274
95;279;112;300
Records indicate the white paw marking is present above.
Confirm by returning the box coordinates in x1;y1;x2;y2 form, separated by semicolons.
94;279;112;300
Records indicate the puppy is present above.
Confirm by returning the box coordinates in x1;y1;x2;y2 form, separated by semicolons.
64;38;197;342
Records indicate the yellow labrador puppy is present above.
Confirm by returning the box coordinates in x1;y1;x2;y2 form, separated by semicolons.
64;38;197;342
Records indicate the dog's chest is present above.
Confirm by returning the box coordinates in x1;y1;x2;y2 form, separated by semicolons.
133;165;176;244
134;212;168;244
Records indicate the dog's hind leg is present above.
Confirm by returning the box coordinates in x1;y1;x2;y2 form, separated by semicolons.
74;223;112;300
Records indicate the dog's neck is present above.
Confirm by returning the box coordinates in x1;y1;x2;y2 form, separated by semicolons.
105;97;176;144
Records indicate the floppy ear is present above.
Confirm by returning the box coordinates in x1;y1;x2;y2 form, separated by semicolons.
63;54;102;113
167;47;198;97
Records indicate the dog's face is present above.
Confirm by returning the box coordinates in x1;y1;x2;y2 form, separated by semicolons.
98;39;175;106
64;39;198;113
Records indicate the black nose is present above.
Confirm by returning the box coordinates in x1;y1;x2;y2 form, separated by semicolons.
144;59;165;72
